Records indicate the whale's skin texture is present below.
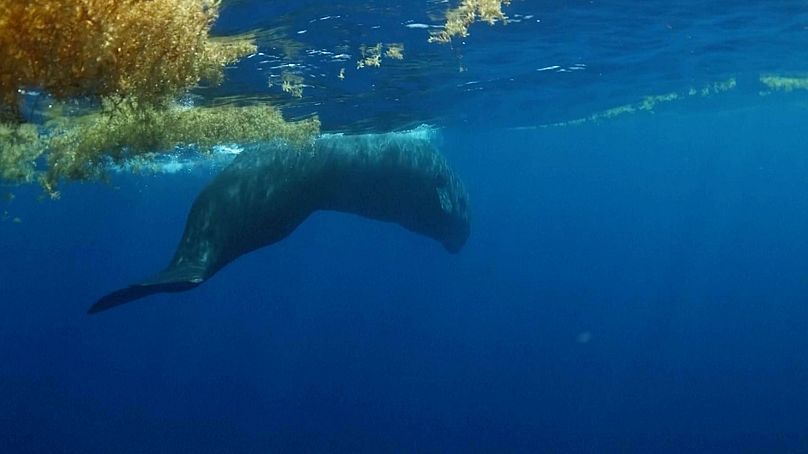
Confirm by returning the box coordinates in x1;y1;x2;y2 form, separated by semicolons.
89;132;470;313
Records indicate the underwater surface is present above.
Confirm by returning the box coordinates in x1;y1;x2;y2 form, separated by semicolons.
2;0;808;452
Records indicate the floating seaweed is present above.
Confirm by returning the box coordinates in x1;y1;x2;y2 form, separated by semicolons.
429;0;511;44
0;0;319;193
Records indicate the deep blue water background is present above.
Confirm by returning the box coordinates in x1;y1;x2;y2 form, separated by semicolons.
3;1;808;452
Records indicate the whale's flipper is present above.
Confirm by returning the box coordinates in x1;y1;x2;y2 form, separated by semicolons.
89;267;204;314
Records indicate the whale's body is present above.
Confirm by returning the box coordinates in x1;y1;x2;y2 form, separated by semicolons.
90;132;470;313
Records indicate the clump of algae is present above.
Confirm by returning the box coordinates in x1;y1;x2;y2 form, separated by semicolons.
0;123;43;183
0;0;253;107
385;44;405;60
759;75;808;92
543;78;738;128
356;43;405;69
357;43;384;69
279;72;305;98
429;0;511;44
44;100;320;185
0;0;319;192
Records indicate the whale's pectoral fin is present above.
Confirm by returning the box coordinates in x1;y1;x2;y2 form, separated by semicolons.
88;267;204;314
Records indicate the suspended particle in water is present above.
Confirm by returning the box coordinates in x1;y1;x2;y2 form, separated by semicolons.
576;331;592;344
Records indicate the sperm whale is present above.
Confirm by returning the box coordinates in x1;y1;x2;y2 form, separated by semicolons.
89;131;470;313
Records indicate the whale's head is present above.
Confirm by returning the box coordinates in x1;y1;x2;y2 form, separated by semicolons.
397;167;470;253
316;133;471;253
431;172;471;253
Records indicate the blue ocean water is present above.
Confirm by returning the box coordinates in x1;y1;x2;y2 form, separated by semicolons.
2;1;808;452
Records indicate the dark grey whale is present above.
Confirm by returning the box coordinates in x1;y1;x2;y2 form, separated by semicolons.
89;131;470;313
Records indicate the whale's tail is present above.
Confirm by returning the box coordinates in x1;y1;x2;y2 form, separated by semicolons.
88;266;204;314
